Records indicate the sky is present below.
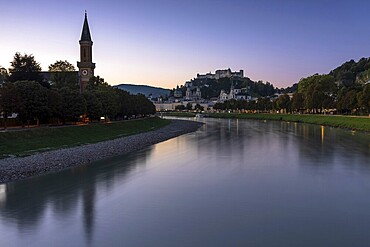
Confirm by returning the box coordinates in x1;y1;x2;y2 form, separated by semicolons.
1;0;370;89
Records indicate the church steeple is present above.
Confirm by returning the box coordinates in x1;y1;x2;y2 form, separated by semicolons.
77;11;95;93
80;11;92;42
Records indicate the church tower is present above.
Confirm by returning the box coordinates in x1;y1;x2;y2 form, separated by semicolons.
77;12;95;92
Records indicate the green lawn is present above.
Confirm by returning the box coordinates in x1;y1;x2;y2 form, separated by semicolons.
161;111;370;132
0;118;170;158
160;112;197;117
207;113;370;132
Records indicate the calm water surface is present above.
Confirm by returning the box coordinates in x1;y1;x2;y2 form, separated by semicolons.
1;118;370;247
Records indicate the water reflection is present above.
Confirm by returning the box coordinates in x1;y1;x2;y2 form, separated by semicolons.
0;147;154;244
0;118;369;247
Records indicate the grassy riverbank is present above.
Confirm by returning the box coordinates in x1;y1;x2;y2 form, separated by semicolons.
160;112;197;117
162;112;370;132
0;118;170;158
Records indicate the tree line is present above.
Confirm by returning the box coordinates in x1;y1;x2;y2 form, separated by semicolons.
214;58;370;115
0;53;156;128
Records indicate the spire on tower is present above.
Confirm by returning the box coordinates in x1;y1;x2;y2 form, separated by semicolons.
80;11;92;42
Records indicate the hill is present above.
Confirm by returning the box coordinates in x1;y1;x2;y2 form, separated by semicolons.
176;77;276;99
115;84;171;98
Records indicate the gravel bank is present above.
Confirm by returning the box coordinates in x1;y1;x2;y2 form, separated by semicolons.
0;119;203;184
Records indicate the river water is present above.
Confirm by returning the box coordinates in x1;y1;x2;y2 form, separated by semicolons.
0;118;370;247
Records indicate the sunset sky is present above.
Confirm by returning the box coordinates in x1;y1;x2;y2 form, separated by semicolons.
1;0;370;89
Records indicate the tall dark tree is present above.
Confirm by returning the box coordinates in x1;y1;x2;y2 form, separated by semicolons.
276;94;291;113
357;84;370;114
58;87;86;123
337;89;359;114
8;53;47;87
14;81;49;126
83;91;102;121
47;89;63;124
0;82;19;129
94;86;119;121
291;92;304;112
48;60;78;89
116;89;132;118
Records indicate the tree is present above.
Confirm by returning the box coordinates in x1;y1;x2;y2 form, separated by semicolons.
299;74;336;113
186;103;193;111
14;81;49;126
175;105;186;111
213;102;225;111
94;86;119;121
58;87;86;123
0;66;8;85
0;82;19;129
194;103;204;112
276;94;291;113
47;89;63;124
291;92;304;112
83;91;102;121
86;76;108;90
356;69;370;85
49;60;76;72
132;94;155;116
116;89;132;118
357;84;370;114
8;53;47;87
48;60;78;89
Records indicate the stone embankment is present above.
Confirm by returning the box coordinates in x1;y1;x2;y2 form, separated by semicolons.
0;119;203;183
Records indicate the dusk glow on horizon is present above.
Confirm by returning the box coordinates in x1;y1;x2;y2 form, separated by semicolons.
1;0;370;89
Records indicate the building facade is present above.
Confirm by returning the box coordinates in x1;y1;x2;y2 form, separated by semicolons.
218;84;250;102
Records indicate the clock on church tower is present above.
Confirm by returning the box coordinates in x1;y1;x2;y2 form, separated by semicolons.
77;12;95;93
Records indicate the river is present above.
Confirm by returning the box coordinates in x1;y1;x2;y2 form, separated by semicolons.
0;118;369;247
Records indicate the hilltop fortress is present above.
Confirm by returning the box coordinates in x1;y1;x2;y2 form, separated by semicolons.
154;68;260;111
196;69;244;80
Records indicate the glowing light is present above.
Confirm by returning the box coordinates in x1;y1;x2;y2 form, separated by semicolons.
321;125;325;143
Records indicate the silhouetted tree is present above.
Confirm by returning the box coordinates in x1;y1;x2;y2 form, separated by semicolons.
47;89;63;123
14;81;49;126
357;84;370;114
175;105;186;111
48;60;78;89
83;91;103;121
8;53;47;87
0;82;18;129
58;87;86;123
276;94;291;113
291;92;304;112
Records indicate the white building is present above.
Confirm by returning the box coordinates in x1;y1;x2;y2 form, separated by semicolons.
218;84;250;102
186;87;202;101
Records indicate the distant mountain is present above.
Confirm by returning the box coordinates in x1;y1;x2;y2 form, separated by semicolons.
114;84;171;98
